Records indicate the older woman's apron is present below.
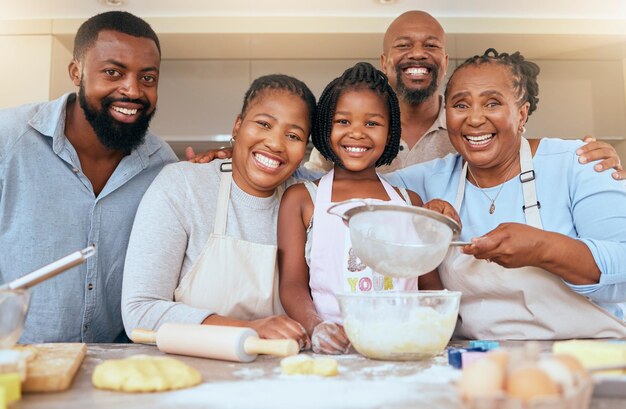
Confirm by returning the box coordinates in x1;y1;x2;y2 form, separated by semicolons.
174;168;284;320
439;137;626;339
310;169;419;323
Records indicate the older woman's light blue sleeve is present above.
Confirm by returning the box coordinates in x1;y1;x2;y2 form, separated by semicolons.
381;164;429;198
562;150;626;306
293;165;326;182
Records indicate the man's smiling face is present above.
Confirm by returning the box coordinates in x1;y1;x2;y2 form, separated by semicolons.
72;29;160;151
381;11;449;106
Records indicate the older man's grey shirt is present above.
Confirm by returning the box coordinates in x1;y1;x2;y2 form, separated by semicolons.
0;93;178;343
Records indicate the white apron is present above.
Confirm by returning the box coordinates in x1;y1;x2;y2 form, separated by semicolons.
439;138;626;340
309;169;419;323
174;167;284;320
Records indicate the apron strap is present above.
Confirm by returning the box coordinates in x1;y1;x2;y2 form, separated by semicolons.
454;138;542;231
316;169;335;202
397;187;411;205
378;173;406;203
455;162;467;213
214;165;233;235
519;137;543;229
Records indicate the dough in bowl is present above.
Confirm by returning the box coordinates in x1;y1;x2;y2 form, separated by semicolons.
92;355;201;392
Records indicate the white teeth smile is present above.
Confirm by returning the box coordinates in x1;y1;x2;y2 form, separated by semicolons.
404;67;429;75
112;106;138;115
465;134;494;146
345;146;368;153
254;153;281;169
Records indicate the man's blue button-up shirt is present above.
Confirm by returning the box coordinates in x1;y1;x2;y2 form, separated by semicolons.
0;93;178;342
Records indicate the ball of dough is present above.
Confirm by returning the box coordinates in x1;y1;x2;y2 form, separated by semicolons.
92;355;201;392
280;354;314;375
312;357;339;376
280;355;338;377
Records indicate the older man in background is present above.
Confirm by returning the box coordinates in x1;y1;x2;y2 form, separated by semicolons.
302;11;624;178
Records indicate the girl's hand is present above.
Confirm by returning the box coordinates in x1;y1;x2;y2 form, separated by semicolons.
311;321;351;355
423;199;462;228
461;222;545;268
250;315;311;350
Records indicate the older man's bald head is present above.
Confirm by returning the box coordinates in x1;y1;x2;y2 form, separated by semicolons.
383;11;446;55
381;11;448;107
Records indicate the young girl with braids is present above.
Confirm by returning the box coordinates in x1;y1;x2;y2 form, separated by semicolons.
277;62;458;354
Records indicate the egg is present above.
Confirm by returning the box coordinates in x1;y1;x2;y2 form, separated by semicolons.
459;357;505;399
538;358;575;393
506;347;537;375
553;354;588;379
485;349;509;373
507;367;559;401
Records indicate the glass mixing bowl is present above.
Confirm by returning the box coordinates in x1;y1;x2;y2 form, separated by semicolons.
337;291;461;361
0;289;30;348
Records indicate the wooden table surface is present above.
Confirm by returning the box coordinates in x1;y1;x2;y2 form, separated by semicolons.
13;342;626;409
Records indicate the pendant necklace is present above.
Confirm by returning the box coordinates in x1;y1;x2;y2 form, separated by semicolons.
467;162;517;215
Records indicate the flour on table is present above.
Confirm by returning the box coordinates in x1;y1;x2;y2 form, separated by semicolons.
233;367;265;379
162;379;422;409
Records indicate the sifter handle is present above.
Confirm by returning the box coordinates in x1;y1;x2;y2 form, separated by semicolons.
0;246;96;291
243;337;299;357
131;328;158;345
326;199;370;223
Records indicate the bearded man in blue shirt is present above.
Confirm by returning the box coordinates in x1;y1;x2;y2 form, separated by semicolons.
0;11;178;343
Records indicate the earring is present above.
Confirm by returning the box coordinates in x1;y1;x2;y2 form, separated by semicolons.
230;137;235;147
519;126;526;135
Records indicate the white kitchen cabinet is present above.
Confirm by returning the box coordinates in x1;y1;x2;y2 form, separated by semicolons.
150;57;626;160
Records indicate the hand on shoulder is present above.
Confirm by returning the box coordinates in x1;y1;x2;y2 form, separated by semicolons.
185;146;233;163
575;135;624;180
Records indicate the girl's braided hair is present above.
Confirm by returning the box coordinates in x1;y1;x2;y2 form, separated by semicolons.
312;62;402;167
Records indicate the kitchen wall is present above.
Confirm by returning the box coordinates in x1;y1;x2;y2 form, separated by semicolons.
43;57;626;161
0;35;53;107
149;57;626;161
1;17;625;162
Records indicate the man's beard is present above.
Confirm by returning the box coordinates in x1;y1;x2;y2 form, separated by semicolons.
394;63;440;106
78;82;155;152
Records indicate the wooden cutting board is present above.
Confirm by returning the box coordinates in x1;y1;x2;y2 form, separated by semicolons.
21;343;87;392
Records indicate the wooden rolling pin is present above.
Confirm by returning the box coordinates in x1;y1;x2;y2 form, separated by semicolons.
131;323;298;363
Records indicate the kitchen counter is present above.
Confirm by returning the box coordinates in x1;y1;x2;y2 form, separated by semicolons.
14;342;626;409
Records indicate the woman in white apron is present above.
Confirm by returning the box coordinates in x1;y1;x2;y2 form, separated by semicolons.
387;48;626;339
121;75;316;347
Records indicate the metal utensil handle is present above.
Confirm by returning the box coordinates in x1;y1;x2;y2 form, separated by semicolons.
326;199;371;221
450;241;472;246
0;245;96;291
